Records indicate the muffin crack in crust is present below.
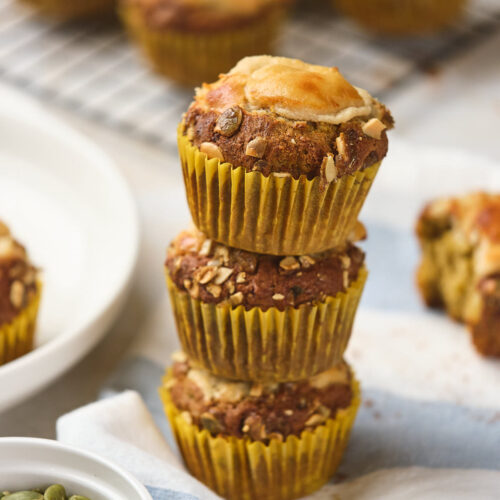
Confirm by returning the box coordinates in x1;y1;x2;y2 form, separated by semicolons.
166;227;365;311
416;193;500;356
167;353;353;442
0;221;39;326
183;55;394;179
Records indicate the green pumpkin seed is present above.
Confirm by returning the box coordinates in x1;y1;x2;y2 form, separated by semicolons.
1;486;91;500
43;485;66;500
2;492;43;500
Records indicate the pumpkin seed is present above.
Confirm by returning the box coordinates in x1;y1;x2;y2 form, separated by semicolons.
214;106;242;137
44;485;66;500
2;492;43;500
0;487;91;500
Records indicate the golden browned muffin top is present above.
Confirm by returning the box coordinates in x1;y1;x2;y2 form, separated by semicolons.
183;56;393;179
417;192;500;277
166;352;353;441
0;221;39;325
195;56;389;124
128;0;285;31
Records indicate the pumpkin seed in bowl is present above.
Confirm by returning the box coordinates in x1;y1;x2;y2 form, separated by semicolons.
0;485;90;500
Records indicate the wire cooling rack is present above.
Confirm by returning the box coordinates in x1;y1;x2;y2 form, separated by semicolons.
1;0;499;150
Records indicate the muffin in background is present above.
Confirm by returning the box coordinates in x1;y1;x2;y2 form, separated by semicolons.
20;0;116;20
160;353;360;500
416;192;500;357
119;0;288;86
0;221;41;365
180;55;393;255
165;226;367;381
334;0;466;36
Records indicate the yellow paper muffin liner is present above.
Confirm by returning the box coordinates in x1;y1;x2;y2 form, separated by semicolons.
21;0;116;19
120;4;285;87
333;0;466;36
165;266;367;382
160;370;360;500
0;285;41;366
179;129;381;255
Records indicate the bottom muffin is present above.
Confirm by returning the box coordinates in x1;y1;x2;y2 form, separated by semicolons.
416;192;500;357
160;353;360;500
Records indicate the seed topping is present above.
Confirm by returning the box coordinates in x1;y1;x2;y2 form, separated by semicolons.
299;255;315;268
362;118;386;140
279;256;300;271
321;154;337;184
214;106;243;137
200;142;224;161
245;137;267;158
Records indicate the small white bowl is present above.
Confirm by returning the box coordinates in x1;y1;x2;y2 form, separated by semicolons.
0;438;152;500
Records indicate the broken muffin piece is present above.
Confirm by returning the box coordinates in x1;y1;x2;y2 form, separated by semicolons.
416;192;500;357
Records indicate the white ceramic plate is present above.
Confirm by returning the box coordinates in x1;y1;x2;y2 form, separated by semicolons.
0;437;152;499
0;86;139;412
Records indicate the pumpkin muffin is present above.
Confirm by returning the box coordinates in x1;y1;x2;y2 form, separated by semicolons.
416;192;500;357
165;225;367;381
160;353;360;500
20;0;116;19
0;221;41;365
334;0;467;36
179;55;393;255
120;0;288;86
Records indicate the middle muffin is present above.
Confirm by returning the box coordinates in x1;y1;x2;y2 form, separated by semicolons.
165;226;367;382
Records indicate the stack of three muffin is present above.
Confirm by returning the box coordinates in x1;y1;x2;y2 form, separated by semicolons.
160;56;393;500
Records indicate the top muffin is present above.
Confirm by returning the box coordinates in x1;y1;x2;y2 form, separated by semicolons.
183;55;394;181
127;0;284;32
0;221;38;326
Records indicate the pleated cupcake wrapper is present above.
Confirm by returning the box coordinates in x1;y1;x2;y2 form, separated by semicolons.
21;0;115;19
120;5;284;87
165;266;367;382
160;372;360;500
179;130;381;255
0;285;41;366
333;0;465;35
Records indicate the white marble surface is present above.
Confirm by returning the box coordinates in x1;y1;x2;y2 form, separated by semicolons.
0;30;499;436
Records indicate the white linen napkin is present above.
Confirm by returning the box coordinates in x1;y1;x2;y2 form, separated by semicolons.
57;389;500;500
56;300;500;499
